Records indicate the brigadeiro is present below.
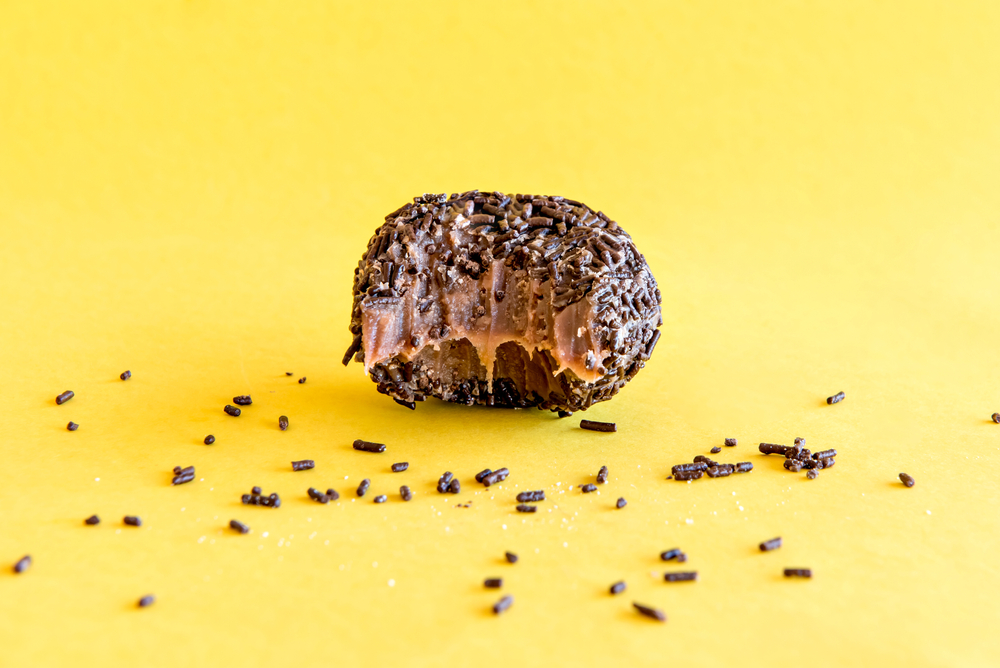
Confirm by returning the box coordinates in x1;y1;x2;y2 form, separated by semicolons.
342;191;662;413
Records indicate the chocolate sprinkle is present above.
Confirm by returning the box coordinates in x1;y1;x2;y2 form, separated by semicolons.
482;468;509;487
759;537;782;552
298;377;306;384
633;602;666;622
474;469;493;483
484;578;503;588
229;519;250;534
784;568;813;578
597;465;609;484
827;391;846;405
13;555;31;574
55;390;74;405
374;494;387;503
806;469;818;479
233;395;252;405
138;595;155;607
204;435;215;445
660;549;683;561
580;483;598;493
759;443;790;455
291;460;315;472
224;404;241;417
516;490;545;502
84;515;100;525
493;595;514;615
899;472;915;488
516;504;538;513
357;479;370;497
278;416;289;431
581;420;616;433
664;571;698;583
710;446;721;454
505;551;518;564
447;478;461;494
391;462;409;473
353;439;386;453
120;370;131;380
724;438;737;447
400;485;413;501
610;581;626;595
123;516;142;527
673;470;703;481
993;413;1000;424
734;462;753;473
437;472;454;493
67;421;79;431
616;497;627;509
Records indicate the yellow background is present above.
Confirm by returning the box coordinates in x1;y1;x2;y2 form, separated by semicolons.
2;1;999;665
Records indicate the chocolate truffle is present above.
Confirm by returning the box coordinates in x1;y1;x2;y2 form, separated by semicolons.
343;191;662;413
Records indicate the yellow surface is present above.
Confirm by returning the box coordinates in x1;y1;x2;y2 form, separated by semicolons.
1;1;999;665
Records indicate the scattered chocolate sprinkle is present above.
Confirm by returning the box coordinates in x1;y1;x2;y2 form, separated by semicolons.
505;551;519;564
325;488;340;501
13;555;31;574
67;421;79;431
374;494;387;503
558;411;572;418
580;420;616;433
437;472;454;493
724;438;737;447
664;571;698;583
124;516;142;527
286;372;293;376
806;470;818;479
252;486;262;495
692;456;717;466
633;602;666;622
224;405;241;417
660;548;683;562
138;595;155;607
484;578;503;588
616;497;627;509
400;485;412;501
173;465;193;476
610;581;626;595
759;443;790;455
229;519;250;534
706;465;734;478
827;391;845;405
241;488;281;508
357;479;370;497
278;416;289;431
233;395;252;406
172;469;195;485
55;391;74;405
818;457;835;469
353;439;386;453
710;446;721;454
307;488;330;503
783;459;803;473
120;370;131;381
812;449;837;460
475;469;493;483
676;553;688;563
759;537;782;552
482;468;509;487
899;472;915;488
673;470;703;481
391;462;409;473
516;490;545;502
447;478;461;494
204;435;215;445
784;568;812;578
298;377;306;384
672;463;708;475
993;413;1000;423
580;483;597;493
734;462;753;474
597;466;609;484
493;595;514;615
794;437;806;447
516;504;538;513
85;514;100;525
291;460;315;472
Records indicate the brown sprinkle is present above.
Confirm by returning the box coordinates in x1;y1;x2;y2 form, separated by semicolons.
484;578;503;588
597;465;609;484
516;504;538;513
124;516;142;527
784;568;813;578
224;404;241;417
993;413;1000;424
356;479;370;497
279;416;289;431
616;497;627;509
120;370;131;381
664;571;698;583
67;421;79;431
580;419;616;433
812;449;837;460
672;462;708;475
286;372;293;376
794;437;806;446
516;490;545;502
353;439;385;453
204;435;215;445
505;551;518;564
172;470;195;485
633;602;666;622
580;483;597;493
734;462;753;473
724;438;737;447
400;485;413;501
759;443;790;455
85;515;100;525
806;469;818;479
391;462;409;473
374;494;387;503
13;555;31;574
482;468;509;487
474;469;493;483
783;459;802;473
706;465;733;478
899;472;915;488
673;470;703;481
827;391;846;405
710;447;721;454
138;594;155;607
229;519;250;534
298;377;306;384
55;390;74;405
447;478;461;494
759;537;782;552
610;581;626;595
660;548;683;561
493;595;514;615
437;472;454;493
233;395;252;406
291;460;315;472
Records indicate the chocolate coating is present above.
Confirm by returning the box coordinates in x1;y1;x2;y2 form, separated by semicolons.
344;191;662;412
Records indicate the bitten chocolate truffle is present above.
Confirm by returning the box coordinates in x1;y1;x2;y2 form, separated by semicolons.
343;191;662;413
